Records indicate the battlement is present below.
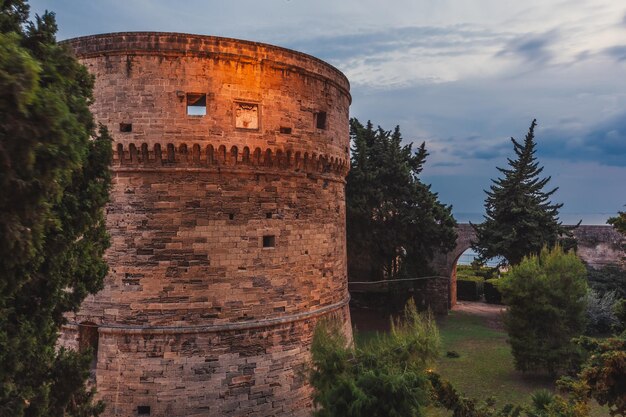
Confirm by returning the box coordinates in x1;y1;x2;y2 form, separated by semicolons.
114;142;348;176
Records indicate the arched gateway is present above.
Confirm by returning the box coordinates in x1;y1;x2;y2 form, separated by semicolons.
430;224;625;308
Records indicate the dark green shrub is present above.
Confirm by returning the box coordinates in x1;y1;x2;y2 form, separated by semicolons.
586;264;626;298
500;246;588;374
484;278;503;304
458;276;484;301
614;299;626;333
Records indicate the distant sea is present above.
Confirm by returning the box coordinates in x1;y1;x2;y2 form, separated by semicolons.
453;212;615;226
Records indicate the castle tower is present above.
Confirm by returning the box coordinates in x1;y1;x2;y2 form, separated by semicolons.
59;32;352;417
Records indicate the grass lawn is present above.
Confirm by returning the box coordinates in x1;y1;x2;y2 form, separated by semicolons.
431;310;552;415
351;305;608;417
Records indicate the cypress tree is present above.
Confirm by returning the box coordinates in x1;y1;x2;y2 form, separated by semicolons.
0;1;111;415
346;118;456;281
472;119;573;266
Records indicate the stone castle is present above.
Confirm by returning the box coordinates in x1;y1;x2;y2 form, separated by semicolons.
59;32;352;417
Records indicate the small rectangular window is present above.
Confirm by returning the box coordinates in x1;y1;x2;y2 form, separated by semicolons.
263;235;275;248
187;93;206;116
120;123;132;132
137;405;151;415
279;127;292;134
315;112;327;130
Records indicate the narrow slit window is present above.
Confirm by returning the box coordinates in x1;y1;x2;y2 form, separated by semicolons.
279;127;292;134
266;212;272;219
263;235;275;248
186;93;206;116
315;112;327;129
137;405;151;415
120;123;132;132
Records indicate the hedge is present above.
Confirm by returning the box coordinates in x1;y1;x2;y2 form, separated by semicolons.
484;278;503;304
457;276;484;301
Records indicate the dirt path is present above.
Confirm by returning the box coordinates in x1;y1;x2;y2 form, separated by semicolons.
350;301;507;333
452;301;507;330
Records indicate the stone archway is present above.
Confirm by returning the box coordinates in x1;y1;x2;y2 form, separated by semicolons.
430;224;476;308
430;224;625;309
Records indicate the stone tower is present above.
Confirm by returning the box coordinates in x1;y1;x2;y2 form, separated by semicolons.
59;32;352;417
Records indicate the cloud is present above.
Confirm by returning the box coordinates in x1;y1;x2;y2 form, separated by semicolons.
431;161;462;168
496;30;558;63
286;25;504;62
605;45;626;61
450;139;512;160
433;113;626;168
539;112;626;166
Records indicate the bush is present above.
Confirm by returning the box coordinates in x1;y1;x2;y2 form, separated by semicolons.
458;276;484;301
585;290;619;335
586;264;626;299
310;300;440;417
484;278;503;304
500;246;588;374
560;337;626;417
614;299;626;334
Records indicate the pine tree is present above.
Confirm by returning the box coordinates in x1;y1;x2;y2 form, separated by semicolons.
0;2;112;415
500;246;588;374
472;119;572;266
346;118;457;281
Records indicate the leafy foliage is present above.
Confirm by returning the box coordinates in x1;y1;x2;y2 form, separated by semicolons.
608;211;626;235
472;120;574;267
309;300;440;417
0;1;112;415
614;299;626;334
560;337;626;417
346;118;457;281
584;290;619;335
586;264;626;299
500;246;588;374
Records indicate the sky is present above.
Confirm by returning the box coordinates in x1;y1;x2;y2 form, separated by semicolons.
29;0;626;224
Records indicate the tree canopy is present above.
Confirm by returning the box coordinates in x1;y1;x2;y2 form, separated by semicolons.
0;1;112;415
346;118;457;281
472;119;573;266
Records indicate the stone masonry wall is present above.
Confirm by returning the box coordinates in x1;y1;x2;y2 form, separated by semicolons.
60;32;352;417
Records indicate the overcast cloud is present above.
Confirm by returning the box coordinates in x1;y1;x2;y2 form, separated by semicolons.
29;0;626;223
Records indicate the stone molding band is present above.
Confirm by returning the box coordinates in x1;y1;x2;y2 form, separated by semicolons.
65;296;350;335
113;166;347;184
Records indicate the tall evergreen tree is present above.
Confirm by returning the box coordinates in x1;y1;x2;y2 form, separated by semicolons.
346;118;457;281
0;1;111;416
472;119;573;266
